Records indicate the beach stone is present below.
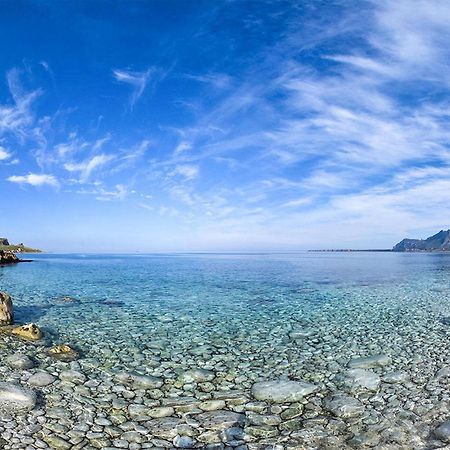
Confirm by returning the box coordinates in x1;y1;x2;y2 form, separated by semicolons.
59;370;86;384
148;406;175;418
6;354;34;370
289;330;312;340
196;410;245;430
348;354;391;369
0;292;13;325
435;367;450;379
251;380;318;403
48;344;79;361
435;420;450;442
43;435;71;450
383;371;409;384
116;371;163;389
343;369;381;392
146;417;182;439
0;382;36;412
324;394;365;419
28;371;56;387
173;435;196;448
179;368;215;383
11;323;42;341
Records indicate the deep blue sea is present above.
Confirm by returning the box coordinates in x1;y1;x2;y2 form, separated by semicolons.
1;252;450;380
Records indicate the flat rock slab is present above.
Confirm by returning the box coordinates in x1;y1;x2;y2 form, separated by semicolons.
28;372;56;387
195;410;245;430
0;382;36;412
348;354;391;369
251;380;318;403
343;369;381;392
435;420;450;442
324;394;365;419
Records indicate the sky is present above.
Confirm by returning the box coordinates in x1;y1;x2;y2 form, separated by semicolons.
1;0;450;252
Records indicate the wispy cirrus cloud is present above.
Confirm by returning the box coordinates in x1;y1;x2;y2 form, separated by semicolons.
113;68;152;109
64;153;114;181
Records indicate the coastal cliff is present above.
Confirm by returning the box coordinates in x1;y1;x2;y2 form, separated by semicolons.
0;237;41;254
393;229;450;252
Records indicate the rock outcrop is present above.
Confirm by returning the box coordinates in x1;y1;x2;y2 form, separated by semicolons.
393;229;450;252
0;250;19;265
0;292;13;325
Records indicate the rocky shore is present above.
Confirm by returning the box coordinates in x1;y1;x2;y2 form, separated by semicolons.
2;287;450;449
0;251;20;266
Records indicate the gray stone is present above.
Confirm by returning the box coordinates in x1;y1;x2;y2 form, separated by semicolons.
435;420;450;442
0;382;36;412
6;354;34;370
178;368;215;383
173;435;196;448
324;394;365;419
383;371;409;384
348;354;391;369
116;371;163;389
196;410;245;430
343;368;381;392
59;370;86;384
28;371;56;387
251;380;318;403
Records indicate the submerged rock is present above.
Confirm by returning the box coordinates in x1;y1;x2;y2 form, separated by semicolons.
27;371;56;387
324;394;365;419
383;371;409;384
178;368;215;383
11;323;42;341
0;292;13;325
0;382;36;412
6;353;34;370
115;371;163;389
196;410;245;430
251;380;318;403
348;354;391;369
435;420;450;442
343;368;381;392
48;344;80;361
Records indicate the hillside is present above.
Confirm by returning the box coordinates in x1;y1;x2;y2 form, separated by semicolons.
393;230;450;252
0;238;41;253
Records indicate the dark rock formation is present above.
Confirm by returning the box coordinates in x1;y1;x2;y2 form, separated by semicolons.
0;238;9;246
0;251;19;265
393;230;450;252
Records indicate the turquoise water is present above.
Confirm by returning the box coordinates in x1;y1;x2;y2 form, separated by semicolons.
1;251;450;383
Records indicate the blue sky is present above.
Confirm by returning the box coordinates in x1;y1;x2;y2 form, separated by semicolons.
1;0;450;252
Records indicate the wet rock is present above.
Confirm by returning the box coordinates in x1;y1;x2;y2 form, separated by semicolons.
343;368;381;392
173;435;196;448
0;382;36;412
6;353;34;370
43;435;71;450
435;420;450;442
116;371;163;389
251;380;318;403
28;371;56;387
11;323;42;341
348;354;391;369
179;368;215;383
59;370;86;383
324;394;365;419
0;292;13;325
48;344;80;361
383;371;409;384
196;410;245;430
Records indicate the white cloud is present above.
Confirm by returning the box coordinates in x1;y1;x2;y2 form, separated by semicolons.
171;164;199;180
7;173;58;187
0;146;11;161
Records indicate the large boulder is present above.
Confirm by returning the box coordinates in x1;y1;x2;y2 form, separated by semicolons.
251;380;318;403
0;382;36;412
0;292;13;325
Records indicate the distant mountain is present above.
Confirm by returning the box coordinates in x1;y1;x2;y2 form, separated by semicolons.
393;230;450;252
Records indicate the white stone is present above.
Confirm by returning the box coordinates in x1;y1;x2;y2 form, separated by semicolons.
251;380;318;403
0;382;36;412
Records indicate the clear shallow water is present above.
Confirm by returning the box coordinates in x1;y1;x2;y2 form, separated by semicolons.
1;251;450;379
3;252;450;448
